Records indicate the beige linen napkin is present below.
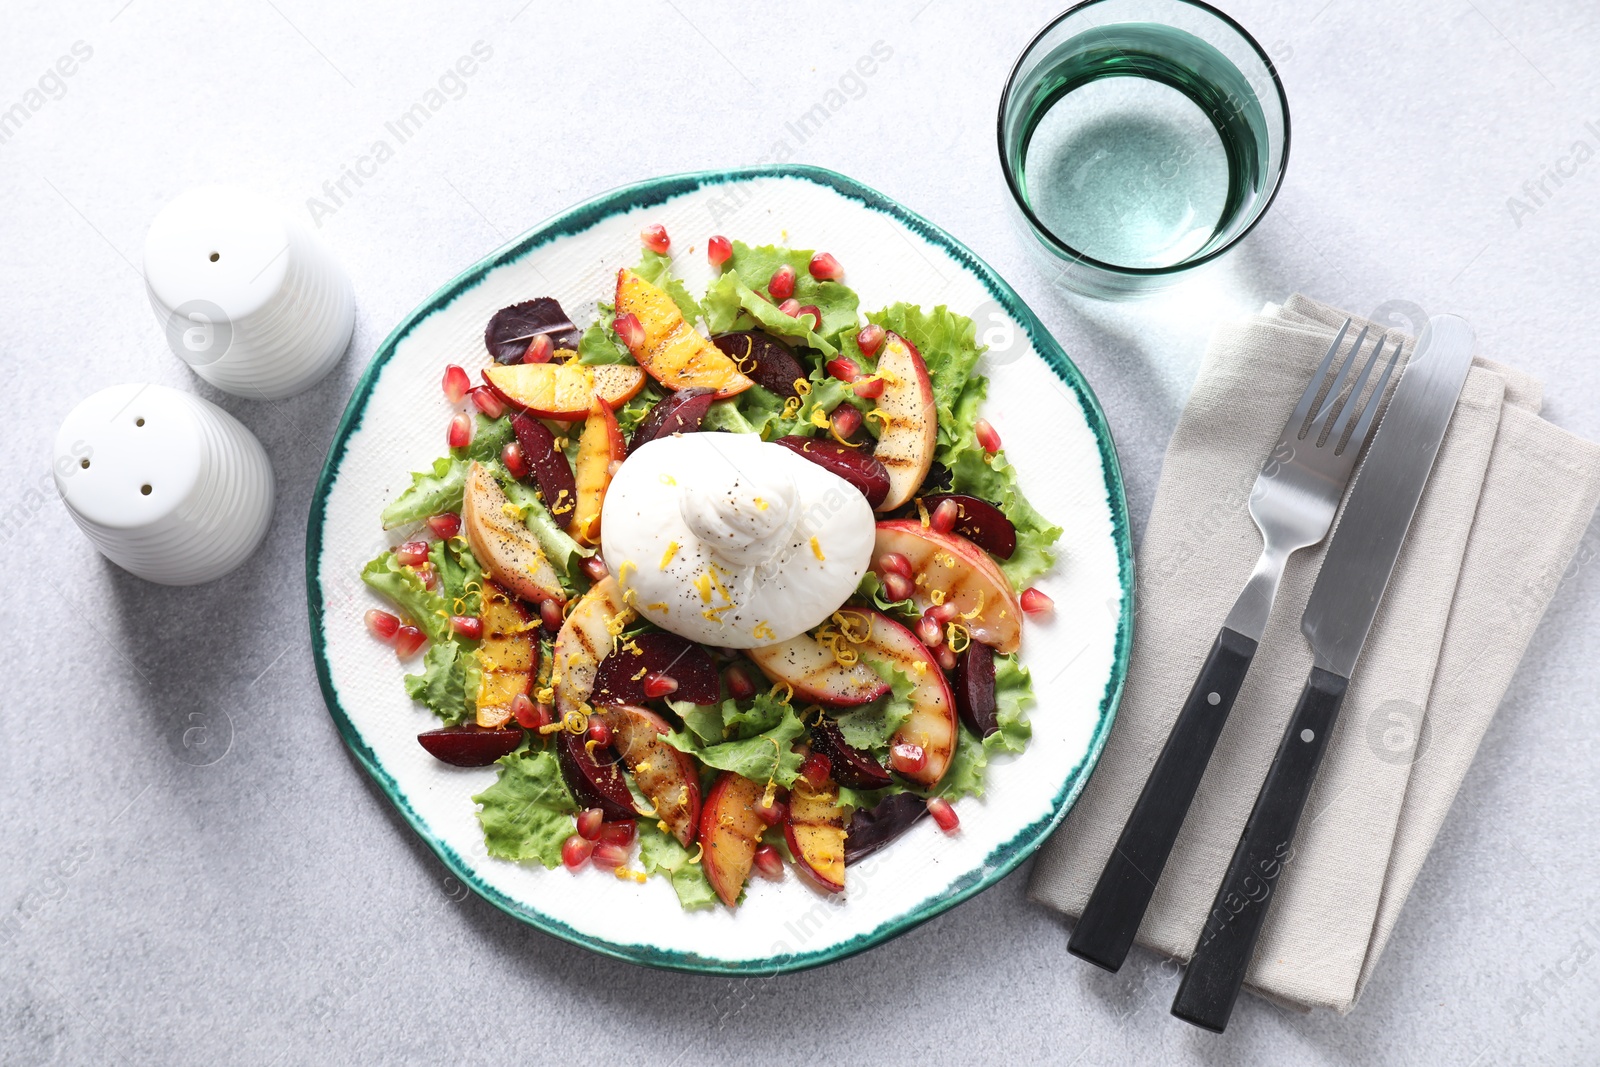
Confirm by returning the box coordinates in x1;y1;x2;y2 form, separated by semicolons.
1028;296;1600;1014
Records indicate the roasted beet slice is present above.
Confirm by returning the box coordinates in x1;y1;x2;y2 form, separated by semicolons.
416;725;524;767
843;792;929;864
810;719;893;790
953;640;998;738
556;729;636;820
773;435;890;508
922;493;1017;559
485;298;583;363
510;413;579;529
592;632;720;706
628;388;716;456
711;331;807;399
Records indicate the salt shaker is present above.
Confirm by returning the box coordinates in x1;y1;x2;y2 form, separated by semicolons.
144;185;354;400
54;383;274;585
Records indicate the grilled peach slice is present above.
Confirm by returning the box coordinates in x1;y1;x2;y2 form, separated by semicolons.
870;333;936;511
552;577;635;721
461;462;565;606
483;361;646;419
571;395;626;546
747;631;890;707
615;268;753;398
785;774;849;893
700;772;767;907
474;581;537;728
600;704;701;847
860;608;959;787
873;520;1023;653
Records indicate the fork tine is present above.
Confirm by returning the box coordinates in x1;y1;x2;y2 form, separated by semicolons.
1307;325;1370;437
1342;332;1403;452
1329;335;1389;445
1286;319;1352;431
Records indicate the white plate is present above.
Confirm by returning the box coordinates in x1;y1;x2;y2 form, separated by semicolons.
307;166;1133;973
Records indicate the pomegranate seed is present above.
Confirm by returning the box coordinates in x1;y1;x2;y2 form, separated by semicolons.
417;565;438;591
890;742;927;775
591;842;629;869
831;405;863;439
581;555;609;582
365;609;400;642
640;223;670;254
808;251;842;281
576;807;605;841
753;843;785;879
801;752;831;788
707;234;732;266
936;644;958;671
562;834;595;870
916;616;944;648
724;665;757;700
642;672;679;699
1021;587;1056;615
928;797;960;833
470;387;505;419
878;552;914;579
502;440;530;480
778;297;801;318
597;820;636;847
447;412;472;449
442;364;470;403
754;793;787;827
523;334;553;364
768;264;796;300
540;598;565;631
450;615;483;640
882;572;914;603
856;324;886;358
511;693;547;729
931;498;960;533
426;512;461;540
928;602;958;624
974;418;1001;454
614;312;645;351
853;376;885;399
795;305;822;332
587;714;612;747
393;625;426;659
396;541;430;567
826;357;863;384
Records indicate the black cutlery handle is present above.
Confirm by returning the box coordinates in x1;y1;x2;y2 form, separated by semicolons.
1068;627;1259;972
1171;666;1350;1033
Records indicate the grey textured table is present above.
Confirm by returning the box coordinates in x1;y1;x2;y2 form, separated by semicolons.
4;1;1598;1063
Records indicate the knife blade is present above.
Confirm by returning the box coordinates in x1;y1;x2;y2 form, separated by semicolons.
1171;314;1476;1033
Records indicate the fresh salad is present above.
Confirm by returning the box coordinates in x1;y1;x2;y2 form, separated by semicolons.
360;225;1062;910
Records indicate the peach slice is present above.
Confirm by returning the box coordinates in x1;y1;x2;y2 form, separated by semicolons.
615;268;753;398
784;774;848;892
552;576;635;722
873;520;1023;654
600;704;701;847
572;395;626;547
859;608;959;788
870;333;936;511
700;772;768;907
483;361;646;420
746;631;890;707
461;461;565;607
474;581;537;728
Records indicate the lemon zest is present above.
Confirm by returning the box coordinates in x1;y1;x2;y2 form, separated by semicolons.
947;622;971;652
753;497;768;512
769;681;794;704
833;609;871;643
752;620;775;641
915;498;930;528
631;667;649;681
535;687;554;704
659;473;677;486
959;588;987;620
707;565;733;603
929;587;946;606
693;572;714;603
780;395;802;419
794;378;812;396
809;536;825;562
563;709;587;734
537;721;566;735
688;843;704;865
659;541;680;569
809;406;832;430
829;424;861;447
865;408;893;429
647;601;670;613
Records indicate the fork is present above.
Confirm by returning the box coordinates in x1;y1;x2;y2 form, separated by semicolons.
1067;320;1400;973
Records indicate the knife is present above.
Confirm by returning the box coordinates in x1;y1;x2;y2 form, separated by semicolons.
1170;314;1476;1033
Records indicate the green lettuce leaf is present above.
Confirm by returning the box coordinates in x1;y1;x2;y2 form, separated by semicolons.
667;690;793;745
943;443;1063;588
933;727;989;801
614;382;665;436
379;457;464;529
665;702;808;787
855;571;918;622
474;747;579;868
402;638;480;725
701;400;756;435
467;414;515;464
990;653;1035;754
666;698;727;745
637;820;718;910
719;242;860;342
429;537;483;617
361;552;450;642
866;303;985;433
633;248;703;322
703;272;839;355
833;660;916;753
497;469;588;585
577;321;631;365
362;549;481;723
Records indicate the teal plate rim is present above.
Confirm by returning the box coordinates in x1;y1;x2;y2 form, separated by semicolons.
305;164;1135;976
